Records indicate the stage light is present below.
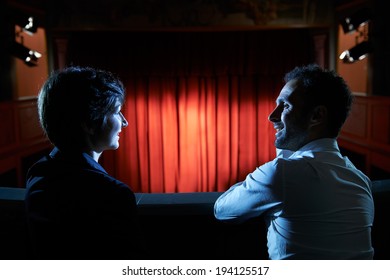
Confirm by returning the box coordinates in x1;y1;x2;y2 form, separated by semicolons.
14;14;38;35
339;41;372;63
10;41;42;67
340;8;371;34
23;16;38;34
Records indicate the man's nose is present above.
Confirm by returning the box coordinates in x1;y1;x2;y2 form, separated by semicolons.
268;106;282;122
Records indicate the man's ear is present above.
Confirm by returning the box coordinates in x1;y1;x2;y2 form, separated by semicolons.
309;105;328;127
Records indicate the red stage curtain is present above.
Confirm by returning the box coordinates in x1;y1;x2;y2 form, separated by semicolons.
65;29;313;193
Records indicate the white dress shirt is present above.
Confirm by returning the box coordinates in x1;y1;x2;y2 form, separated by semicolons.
214;138;374;259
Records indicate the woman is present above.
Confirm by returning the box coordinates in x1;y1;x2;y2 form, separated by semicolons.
25;66;144;259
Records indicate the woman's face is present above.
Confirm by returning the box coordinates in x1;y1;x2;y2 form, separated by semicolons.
91;100;128;153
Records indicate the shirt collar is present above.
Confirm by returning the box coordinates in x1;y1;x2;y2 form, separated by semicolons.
282;138;340;158
49;147;108;174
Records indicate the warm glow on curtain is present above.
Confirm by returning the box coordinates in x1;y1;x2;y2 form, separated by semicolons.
115;75;279;193
65;29;313;193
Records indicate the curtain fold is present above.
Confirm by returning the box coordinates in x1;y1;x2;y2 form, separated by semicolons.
116;74;292;193
66;29;313;192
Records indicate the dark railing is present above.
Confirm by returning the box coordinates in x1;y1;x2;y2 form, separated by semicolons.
1;180;389;260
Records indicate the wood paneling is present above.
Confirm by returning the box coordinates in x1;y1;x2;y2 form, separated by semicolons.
371;103;390;144
343;100;368;139
339;95;390;178
0;99;50;186
17;101;44;143
0;102;17;150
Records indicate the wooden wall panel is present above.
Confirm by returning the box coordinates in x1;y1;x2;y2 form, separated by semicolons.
340;95;390;178
17;101;44;144
0;99;50;186
0;102;17;150
371;103;390;144
343;101;368;139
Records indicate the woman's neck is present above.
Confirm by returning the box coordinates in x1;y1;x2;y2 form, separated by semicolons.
87;151;102;162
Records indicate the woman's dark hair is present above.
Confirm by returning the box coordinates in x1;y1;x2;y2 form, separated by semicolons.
38;66;125;151
284;64;354;137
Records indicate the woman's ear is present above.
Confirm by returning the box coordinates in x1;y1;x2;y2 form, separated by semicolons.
81;122;94;135
309;105;328;127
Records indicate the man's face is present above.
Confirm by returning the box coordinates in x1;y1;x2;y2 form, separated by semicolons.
268;79;311;151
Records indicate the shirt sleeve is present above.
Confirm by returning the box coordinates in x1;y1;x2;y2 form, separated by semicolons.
214;159;284;223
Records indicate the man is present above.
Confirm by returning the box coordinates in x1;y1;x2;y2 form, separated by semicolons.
214;64;374;260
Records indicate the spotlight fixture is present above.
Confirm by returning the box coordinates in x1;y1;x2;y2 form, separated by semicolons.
14;14;38;35
10;41;42;67
339;41;372;63
340;8;372;34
